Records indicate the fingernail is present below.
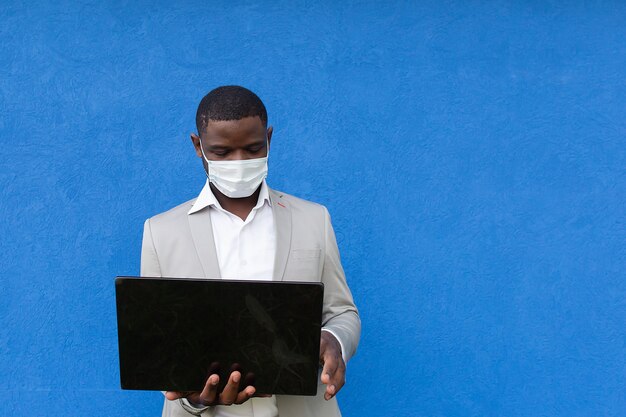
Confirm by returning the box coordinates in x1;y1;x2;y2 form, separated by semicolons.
233;374;240;383
211;376;218;385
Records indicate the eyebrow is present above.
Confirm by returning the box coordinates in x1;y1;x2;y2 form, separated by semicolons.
206;145;232;150
245;139;266;147
206;139;266;150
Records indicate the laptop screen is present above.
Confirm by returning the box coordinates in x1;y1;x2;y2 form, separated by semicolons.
115;276;324;395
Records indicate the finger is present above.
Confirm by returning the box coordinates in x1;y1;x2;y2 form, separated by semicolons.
321;348;346;401
234;385;256;404
325;360;346;400
320;350;339;385
198;374;220;405
165;391;184;401
219;371;241;405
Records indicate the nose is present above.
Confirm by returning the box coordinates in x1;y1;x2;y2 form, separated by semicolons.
227;149;248;160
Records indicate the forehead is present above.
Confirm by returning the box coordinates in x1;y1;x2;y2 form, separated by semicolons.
201;116;266;144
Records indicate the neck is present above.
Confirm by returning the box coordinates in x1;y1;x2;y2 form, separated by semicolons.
210;182;262;221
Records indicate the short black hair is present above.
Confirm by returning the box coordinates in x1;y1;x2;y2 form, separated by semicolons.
195;85;268;133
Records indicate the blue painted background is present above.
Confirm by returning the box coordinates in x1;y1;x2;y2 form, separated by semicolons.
1;1;625;416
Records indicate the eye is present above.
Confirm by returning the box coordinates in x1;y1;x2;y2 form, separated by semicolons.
212;149;229;156
247;145;264;153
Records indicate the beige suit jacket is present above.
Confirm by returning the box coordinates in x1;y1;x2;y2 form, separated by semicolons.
140;188;361;417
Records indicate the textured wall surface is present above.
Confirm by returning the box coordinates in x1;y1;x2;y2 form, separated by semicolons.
1;1;625;416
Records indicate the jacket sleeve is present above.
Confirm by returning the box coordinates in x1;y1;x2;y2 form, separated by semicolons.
319;207;361;363
140;218;162;278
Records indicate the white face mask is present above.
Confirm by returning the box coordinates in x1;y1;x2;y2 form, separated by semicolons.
198;136;269;198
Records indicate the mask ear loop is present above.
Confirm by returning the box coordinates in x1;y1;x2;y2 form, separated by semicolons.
198;136;212;182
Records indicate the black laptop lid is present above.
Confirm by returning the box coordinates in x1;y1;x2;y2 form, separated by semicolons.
115;276;324;396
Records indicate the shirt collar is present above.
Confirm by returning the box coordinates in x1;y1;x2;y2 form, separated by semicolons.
188;179;271;215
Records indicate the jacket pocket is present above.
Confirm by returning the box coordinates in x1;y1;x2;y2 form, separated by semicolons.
284;249;321;281
291;249;321;260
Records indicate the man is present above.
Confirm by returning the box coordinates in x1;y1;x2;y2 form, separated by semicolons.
140;86;360;417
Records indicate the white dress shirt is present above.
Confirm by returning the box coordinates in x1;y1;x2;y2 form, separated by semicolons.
187;179;278;417
183;179;345;417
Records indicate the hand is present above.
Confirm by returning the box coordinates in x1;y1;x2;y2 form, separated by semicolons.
165;371;257;406
319;331;346;401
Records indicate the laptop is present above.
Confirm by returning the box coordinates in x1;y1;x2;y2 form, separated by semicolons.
115;276;324;396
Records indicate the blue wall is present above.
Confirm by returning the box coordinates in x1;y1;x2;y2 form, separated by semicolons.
1;1;624;416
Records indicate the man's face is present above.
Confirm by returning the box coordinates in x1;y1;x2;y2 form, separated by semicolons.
191;116;272;166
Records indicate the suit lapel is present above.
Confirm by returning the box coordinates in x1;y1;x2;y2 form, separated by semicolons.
270;189;292;281
187;207;221;279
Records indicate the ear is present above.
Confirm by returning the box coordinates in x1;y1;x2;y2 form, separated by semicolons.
190;133;203;158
